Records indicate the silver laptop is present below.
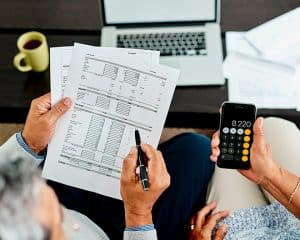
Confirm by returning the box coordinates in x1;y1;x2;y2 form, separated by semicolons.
100;0;224;86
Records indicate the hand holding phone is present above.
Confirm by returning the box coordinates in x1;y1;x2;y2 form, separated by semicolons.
217;102;257;170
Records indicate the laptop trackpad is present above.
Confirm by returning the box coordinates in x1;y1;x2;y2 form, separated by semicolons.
160;60;181;69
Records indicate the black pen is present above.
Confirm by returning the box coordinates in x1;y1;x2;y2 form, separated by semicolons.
135;130;149;191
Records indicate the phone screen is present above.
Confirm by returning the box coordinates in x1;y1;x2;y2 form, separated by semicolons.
217;102;257;169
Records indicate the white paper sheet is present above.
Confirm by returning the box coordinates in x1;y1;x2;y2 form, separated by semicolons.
224;53;297;109
43;43;179;199
226;32;259;57
226;31;300;68
244;7;300;62
50;46;160;105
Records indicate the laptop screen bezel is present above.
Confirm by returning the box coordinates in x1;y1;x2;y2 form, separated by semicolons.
100;0;219;27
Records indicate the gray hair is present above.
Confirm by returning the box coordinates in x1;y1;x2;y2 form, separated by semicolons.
0;153;48;240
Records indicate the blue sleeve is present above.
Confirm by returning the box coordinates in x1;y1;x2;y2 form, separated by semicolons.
0;133;45;167
125;224;155;232
16;132;45;162
124;224;157;240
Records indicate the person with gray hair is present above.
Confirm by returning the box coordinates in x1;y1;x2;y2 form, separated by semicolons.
0;92;227;240
0;153;48;240
0;93;170;240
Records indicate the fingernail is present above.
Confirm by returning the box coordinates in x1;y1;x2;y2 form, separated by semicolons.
129;147;137;154
258;117;264;129
63;98;72;107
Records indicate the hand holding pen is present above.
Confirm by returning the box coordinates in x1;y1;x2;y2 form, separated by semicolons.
120;138;171;227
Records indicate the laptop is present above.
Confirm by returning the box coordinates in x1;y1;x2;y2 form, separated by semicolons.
100;0;224;86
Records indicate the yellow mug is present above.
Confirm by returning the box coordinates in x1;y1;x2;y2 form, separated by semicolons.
14;31;49;72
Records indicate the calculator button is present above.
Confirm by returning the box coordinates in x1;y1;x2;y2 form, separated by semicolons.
230;128;237;134
222;135;229;140
234;155;241;161
237;136;243;141
220;154;233;161
244;136;250;142
222;127;229;134
242;149;249;155
244;129;251;135
241;156;249;162
230;135;236;140
228;148;235;154
237;142;242;148
221;142;228;147
229;142;235;148
221;148;228;153
236;149;241;154
243;143;250;149
237;128;244;135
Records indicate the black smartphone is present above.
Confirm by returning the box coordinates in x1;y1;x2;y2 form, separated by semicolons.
217;102;257;170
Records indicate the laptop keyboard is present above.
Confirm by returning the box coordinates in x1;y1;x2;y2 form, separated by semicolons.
117;32;207;56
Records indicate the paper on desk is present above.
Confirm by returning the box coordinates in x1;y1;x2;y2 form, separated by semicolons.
43;43;179;199
50;46;160;105
244;7;300;65
226;32;258;57
224;52;297;109
226;31;300;68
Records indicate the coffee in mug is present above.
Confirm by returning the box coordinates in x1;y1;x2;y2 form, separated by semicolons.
14;31;49;72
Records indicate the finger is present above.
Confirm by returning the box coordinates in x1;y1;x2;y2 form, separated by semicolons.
194;202;217;229
202;211;229;235
210;147;220;162
155;150;170;187
252;117;266;151
31;93;52;114
146;147;163;177
47;97;72;124
211;130;220;148
141;144;158;164
122;147;138;180
213;224;228;240
36;92;51;102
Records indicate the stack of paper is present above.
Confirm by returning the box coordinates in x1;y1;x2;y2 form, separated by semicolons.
224;7;300;110
42;43;180;199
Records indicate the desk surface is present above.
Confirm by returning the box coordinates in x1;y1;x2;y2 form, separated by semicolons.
1;0;299;31
1;0;300;127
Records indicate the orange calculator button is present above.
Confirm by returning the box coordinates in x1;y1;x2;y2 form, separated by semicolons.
241;156;248;162
243;143;250;149
244;136;250;142
242;149;249;155
244;129;251;135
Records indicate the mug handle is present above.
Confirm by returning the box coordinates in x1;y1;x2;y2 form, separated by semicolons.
13;52;32;72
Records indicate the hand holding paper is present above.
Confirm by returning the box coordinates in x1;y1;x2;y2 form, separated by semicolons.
43;43;179;199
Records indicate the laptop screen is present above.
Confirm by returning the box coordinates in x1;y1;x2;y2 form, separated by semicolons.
102;0;216;25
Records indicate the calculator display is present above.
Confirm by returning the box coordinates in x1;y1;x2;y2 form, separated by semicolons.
217;102;256;169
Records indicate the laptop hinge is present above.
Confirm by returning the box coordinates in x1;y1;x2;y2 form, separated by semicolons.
114;21;207;29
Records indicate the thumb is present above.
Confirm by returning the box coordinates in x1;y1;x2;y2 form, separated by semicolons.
252;117;266;148
47;97;72;124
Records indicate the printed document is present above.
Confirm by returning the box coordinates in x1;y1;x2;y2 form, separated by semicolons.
44;43;179;199
50;46;160;105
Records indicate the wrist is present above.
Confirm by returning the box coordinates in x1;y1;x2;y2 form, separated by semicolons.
125;208;153;227
21;131;43;154
259;164;281;188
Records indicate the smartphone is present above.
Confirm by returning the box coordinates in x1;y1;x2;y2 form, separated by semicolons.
217;102;257;169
